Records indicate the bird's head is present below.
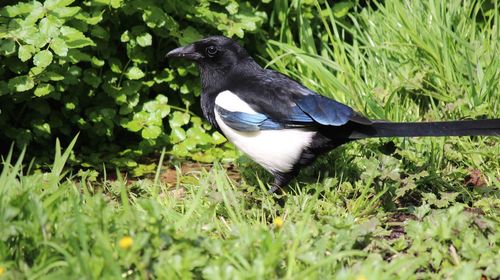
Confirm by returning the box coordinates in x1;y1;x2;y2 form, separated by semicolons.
166;36;250;71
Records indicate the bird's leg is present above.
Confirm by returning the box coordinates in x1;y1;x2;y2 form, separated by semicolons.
269;171;299;207
269;170;299;194
268;184;281;194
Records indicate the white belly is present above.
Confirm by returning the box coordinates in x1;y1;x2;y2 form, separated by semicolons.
214;90;315;173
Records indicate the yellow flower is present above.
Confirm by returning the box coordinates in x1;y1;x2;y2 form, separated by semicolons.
0;266;5;276
119;236;134;249
273;216;284;228
356;275;367;280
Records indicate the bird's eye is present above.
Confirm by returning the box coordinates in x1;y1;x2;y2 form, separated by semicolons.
206;46;218;57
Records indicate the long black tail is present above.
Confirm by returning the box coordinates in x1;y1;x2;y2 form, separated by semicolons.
349;119;500;139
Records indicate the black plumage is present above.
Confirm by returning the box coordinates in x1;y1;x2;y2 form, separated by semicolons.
167;36;500;192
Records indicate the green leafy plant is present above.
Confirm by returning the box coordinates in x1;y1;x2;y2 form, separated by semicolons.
0;0;266;171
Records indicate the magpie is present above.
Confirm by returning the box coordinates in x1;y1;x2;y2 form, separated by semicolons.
167;36;500;193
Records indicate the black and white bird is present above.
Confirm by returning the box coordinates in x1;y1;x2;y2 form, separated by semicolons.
167;36;500;193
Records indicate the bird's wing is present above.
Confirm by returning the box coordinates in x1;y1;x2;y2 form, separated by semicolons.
217;69;372;131
215;104;314;132
295;94;366;126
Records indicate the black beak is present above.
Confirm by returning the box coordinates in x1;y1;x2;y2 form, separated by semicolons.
166;44;202;60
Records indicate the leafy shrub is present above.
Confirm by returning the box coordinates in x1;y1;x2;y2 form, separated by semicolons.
0;0;267;171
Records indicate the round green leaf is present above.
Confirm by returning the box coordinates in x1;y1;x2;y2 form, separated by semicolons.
225;2;239;15
1;2;35;17
60;26;95;48
136;33;152;47
43;70;65;81
125;119;144;132
30;67;45;76
169;127;186;143
18;45;36;62
52;7;81;18
33;50;53;68
44;0;76;10
110;0;123;9
0;40;16;55
39;17;61;38
142;125;162;139
91;56;105;67
179;27;202;45
66;102;76;110
34;83;54;97
24;3;45;24
50;37;68;56
126;66;145;80
8;75;35;92
31;33;50;48
120;31;130;43
74;10;103;25
169;111;190;127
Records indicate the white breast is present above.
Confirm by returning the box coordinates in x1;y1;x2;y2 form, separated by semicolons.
214;90;315;173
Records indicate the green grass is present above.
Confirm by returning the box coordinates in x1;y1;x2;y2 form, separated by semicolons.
1;139;499;279
1;0;500;279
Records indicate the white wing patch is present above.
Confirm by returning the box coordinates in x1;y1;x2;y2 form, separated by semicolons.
215;90;257;113
214;90;315;173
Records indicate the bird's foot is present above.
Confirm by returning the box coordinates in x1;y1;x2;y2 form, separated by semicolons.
268;185;280;194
